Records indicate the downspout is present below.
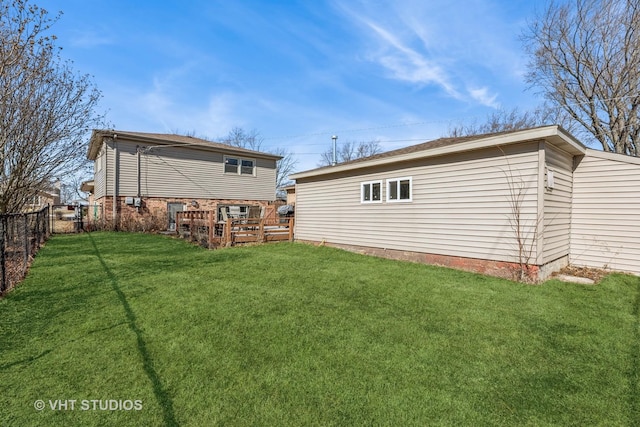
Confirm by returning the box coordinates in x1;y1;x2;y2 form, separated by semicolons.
112;134;118;226
136;145;141;213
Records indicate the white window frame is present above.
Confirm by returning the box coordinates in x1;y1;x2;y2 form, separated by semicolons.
361;180;382;203
224;156;256;176
387;176;412;202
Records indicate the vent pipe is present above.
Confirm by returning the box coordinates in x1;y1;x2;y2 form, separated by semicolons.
331;135;338;166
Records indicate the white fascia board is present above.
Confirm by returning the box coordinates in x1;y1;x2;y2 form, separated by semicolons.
583;148;640;165
291;126;586;180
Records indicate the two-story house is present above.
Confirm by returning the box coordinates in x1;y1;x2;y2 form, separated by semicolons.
85;130;281;229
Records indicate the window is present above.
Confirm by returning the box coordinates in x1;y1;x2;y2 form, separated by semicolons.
224;157;238;174
387;177;412;202
224;156;255;176
361;181;382;203
241;159;255;175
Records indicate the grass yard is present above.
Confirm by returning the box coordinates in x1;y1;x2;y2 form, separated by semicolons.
1;232;639;426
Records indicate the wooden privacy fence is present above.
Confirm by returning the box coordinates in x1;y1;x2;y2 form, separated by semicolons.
0;205;50;295
175;210;294;248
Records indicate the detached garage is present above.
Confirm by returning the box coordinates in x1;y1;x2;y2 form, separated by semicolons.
290;126;640;281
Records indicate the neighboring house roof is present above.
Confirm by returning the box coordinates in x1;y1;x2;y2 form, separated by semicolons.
291;125;586;180
80;180;94;193
87;129;283;161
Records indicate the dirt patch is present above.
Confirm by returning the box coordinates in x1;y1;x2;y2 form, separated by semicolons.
554;265;610;284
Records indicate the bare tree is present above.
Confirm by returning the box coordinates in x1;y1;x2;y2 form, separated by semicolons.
523;0;640;156
445;106;571;137
499;147;539;282
221;127;263;151
318;140;382;166
0;0;104;213
220;126;297;191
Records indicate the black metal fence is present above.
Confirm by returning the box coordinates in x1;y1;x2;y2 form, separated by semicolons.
49;204;85;234
0;205;50;295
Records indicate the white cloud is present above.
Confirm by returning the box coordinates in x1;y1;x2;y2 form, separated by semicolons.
468;87;500;109
362;20;460;98
69;30;114;48
334;0;532;108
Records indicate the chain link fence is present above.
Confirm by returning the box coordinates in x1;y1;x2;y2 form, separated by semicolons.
49;204;85;234
0;206;50;296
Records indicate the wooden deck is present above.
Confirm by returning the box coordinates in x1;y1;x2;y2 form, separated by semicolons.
175;210;294;248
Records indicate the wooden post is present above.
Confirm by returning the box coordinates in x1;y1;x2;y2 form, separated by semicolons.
258;218;265;243
224;218;232;247
207;210;214;247
288;217;294;241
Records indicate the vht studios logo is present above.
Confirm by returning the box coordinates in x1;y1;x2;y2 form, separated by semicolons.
34;399;143;411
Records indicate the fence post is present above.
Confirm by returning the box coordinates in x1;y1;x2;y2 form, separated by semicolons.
23;214;29;276
208;211;214;247
0;216;7;294
259;218;265;243
288;217;294;242
224;218;232;247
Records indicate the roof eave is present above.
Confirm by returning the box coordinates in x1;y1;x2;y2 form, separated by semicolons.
86;130;282;161
290;126;586;180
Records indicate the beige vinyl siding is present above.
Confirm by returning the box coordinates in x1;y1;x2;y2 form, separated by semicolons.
571;150;640;274
295;143;540;263
104;139;277;200
542;144;573;263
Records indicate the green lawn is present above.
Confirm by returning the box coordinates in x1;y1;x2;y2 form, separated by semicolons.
1;232;639;426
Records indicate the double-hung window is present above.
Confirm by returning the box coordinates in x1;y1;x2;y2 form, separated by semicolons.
225;156;255;176
387;177;412;202
361;180;382;203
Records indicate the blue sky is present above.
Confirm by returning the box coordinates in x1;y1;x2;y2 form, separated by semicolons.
43;0;545;172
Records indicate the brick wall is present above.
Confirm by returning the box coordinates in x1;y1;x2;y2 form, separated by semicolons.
298;240;542;282
93;196;274;227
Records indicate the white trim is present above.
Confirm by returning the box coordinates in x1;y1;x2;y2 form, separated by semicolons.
361;180;382;203
584;148;640;165
387;176;413;202
224;155;256;176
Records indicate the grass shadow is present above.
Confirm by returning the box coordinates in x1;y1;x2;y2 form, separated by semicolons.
0;349;52;371
87;233;178;427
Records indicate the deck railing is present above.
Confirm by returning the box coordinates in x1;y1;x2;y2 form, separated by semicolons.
175;210;294;248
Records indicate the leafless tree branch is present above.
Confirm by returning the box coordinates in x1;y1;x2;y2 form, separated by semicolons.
523;0;640;155
318;139;382;166
0;0;105;213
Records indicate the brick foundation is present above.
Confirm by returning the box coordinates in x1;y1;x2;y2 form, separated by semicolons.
298;240;546;282
92;196;278;229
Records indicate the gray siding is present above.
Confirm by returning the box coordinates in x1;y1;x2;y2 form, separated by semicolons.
102;139;277;201
94;143;107;199
542;144;573;263
295;143;541;264
571;150;640;274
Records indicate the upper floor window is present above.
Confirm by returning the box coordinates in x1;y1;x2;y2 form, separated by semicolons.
387;177;412;202
361;180;382;203
225;156;255;176
241;159;255;175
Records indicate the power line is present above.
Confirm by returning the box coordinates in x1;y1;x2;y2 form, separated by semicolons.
262;119;455;141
